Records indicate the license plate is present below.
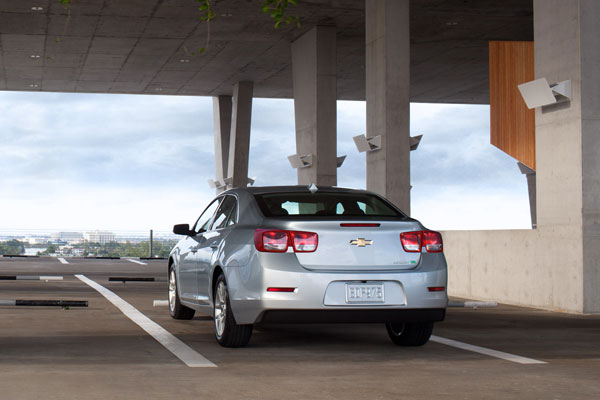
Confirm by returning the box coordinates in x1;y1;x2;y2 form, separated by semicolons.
345;283;385;304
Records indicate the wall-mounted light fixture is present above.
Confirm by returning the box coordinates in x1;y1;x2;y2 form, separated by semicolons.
353;134;422;152
288;154;313;168
410;134;423;151
209;176;255;189
518;77;571;109
207;179;226;190
353;134;381;152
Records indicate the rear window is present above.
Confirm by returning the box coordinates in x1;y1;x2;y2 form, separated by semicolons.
254;192;405;219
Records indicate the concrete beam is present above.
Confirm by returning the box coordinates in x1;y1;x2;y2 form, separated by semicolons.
212;95;232;193
365;0;411;213
291;26;337;186
227;81;253;189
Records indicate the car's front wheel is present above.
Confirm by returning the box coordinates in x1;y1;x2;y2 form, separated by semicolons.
213;274;253;347
168;267;195;320
385;321;434;346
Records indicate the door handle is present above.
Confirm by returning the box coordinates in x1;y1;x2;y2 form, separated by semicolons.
210;243;219;250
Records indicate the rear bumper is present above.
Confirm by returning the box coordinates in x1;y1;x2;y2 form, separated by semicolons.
256;308;446;324
225;251;448;325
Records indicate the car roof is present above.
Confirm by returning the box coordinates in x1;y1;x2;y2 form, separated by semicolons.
241;185;371;195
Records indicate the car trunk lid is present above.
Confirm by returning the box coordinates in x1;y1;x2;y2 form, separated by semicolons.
263;219;423;271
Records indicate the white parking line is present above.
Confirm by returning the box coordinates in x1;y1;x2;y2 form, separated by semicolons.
431;335;547;365
75;274;216;368
153;300;169;307
126;258;147;265
57;257;69;264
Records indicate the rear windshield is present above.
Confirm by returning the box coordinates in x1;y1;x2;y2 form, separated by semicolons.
254;192;406;218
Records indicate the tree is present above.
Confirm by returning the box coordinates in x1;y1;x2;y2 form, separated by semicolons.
0;240;25;255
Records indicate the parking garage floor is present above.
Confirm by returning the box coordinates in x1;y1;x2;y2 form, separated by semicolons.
0;256;598;400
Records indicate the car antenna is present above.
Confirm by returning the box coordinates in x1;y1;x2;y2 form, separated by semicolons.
308;183;318;193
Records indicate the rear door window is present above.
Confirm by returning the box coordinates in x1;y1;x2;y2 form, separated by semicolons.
210;195;237;230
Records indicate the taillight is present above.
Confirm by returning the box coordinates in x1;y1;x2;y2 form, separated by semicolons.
254;229;318;253
422;230;443;252
400;232;421;252
254;229;288;252
290;231;318;252
400;230;443;253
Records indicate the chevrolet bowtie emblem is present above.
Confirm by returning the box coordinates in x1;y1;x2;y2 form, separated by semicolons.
350;238;373;247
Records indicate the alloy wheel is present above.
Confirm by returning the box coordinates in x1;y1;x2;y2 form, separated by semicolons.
214;280;227;337
169;270;176;313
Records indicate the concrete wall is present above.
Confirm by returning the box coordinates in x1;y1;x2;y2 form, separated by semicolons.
443;229;584;313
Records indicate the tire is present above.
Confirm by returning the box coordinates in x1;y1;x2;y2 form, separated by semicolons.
213;274;253;347
385;321;434;346
168;267;195;320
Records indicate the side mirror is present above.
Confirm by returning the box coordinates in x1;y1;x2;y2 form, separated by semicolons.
173;224;194;236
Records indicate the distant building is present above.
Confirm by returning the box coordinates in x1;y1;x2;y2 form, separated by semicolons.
84;230;115;244
24;236;49;245
58;245;73;255
51;232;84;244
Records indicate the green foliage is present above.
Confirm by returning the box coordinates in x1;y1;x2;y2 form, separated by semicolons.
183;45;205;57
261;0;301;28
196;0;216;22
0;240;25;256
55;0;301;55
39;244;56;255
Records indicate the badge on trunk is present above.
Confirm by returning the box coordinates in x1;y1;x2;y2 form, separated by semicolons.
349;238;373;247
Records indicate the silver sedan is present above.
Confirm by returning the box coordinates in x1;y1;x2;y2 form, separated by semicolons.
169;186;447;347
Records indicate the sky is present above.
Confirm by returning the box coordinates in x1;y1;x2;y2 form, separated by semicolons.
0;91;531;234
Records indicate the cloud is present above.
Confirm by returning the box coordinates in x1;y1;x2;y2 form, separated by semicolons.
0;92;530;233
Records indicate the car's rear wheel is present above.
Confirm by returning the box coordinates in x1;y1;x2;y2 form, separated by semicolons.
385;321;434;346
214;274;253;347
168;268;195;320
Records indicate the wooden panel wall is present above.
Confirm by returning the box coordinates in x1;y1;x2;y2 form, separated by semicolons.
489;41;535;170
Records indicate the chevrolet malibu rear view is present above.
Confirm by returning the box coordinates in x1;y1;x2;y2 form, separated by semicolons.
168;186;447;347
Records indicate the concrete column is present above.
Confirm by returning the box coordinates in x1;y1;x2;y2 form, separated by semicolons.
227;81;253;189
212;95;232;193
534;0;600;312
580;0;600;313
517;162;537;228
291;26;337;186
365;0;411;214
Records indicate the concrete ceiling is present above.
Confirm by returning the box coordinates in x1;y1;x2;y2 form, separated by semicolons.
0;0;532;104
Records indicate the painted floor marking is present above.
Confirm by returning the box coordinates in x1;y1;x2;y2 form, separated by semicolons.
126;258;147;265
431;335;547;365
57;257;69;264
75;274;216;368
153;300;169;307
